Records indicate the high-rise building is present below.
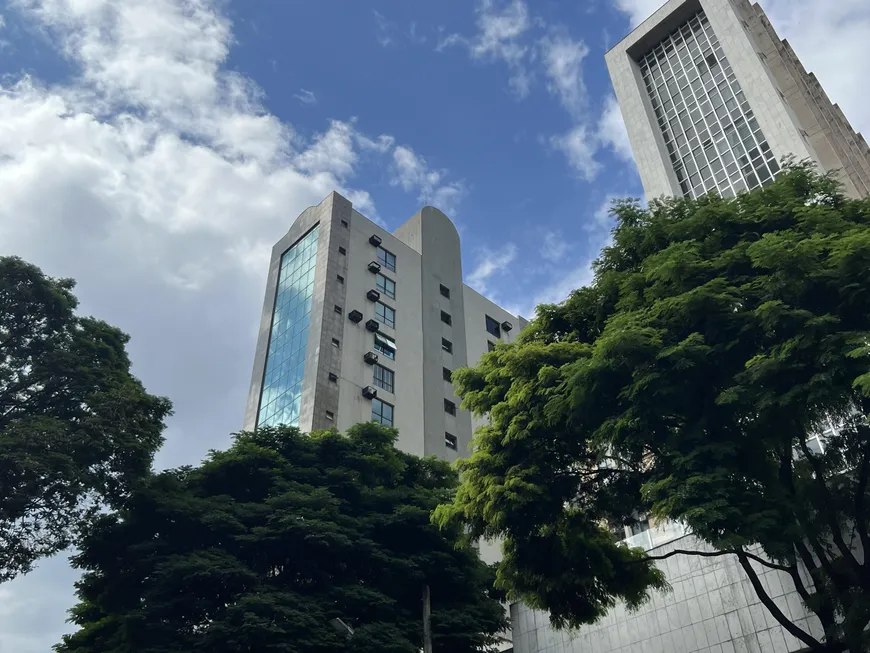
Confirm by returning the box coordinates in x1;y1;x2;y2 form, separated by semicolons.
244;191;526;467
605;0;870;201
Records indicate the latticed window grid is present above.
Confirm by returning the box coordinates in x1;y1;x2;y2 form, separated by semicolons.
638;10;780;199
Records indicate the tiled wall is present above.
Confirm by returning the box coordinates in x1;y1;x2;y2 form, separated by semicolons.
512;534;824;653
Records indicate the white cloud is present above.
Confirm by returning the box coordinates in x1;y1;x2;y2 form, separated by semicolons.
531;264;594;307
540;230;569;262
548;124;602;181
0;1;449;649
468;0;534;97
597;94;634;163
373;9;394;47
294;88;316;104
540;32;589;117
390;145;465;215
612;0;665;28
466;243;518;294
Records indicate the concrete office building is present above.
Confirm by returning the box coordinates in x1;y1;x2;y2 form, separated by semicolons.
243;190;525;483
605;0;870;201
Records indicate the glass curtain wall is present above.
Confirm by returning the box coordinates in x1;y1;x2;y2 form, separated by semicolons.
257;225;320;428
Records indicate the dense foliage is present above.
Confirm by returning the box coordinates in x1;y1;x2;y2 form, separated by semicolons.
58;423;508;653
435;164;870;652
0;256;171;581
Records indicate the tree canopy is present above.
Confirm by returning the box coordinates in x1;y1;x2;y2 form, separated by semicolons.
434;164;870;653
57;423;508;653
0;256;171;581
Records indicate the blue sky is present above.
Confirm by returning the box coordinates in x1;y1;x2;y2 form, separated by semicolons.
0;0;868;649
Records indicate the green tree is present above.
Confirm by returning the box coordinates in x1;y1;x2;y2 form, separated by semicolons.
0;256;171;581
57;423;508;653
435;164;870;653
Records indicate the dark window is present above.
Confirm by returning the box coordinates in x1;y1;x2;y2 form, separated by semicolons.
445;432;458;451
341;219;348;228
372;398;394;426
440;284;450;298
328;372;338;383
325;411;335;421
443;367;452;382
337;275;345;284
442;338;453;354
332;338;340;348
334;305;342;315
487;341;496;352
373;364;395;393
376;273;396;299
339;246;347;255
375;302;395;328
441;310;452;326
485;315;501;338
374;333;396;360
377;246;396;272
444;399;456;416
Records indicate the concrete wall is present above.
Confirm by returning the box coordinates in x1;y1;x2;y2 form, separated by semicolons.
512;534;823;653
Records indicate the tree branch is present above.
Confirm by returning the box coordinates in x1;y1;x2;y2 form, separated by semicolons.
640;547;794;574
737;551;832;653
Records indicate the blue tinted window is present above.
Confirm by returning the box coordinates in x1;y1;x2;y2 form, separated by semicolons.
257;225;319;428
372;398;394;426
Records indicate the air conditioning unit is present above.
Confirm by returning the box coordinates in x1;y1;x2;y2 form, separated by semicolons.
501;321;513;332
362;386;378;399
348;310;363;323
367;261;382;273
369;234;383;247
363;351;378;365
365;319;380;332
366;289;381;302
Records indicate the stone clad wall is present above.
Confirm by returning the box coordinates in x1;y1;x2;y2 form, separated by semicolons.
512;534;824;653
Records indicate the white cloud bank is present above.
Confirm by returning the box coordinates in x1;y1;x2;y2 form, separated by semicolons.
0;0;464;650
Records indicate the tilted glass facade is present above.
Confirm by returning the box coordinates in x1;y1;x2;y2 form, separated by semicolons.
639;11;780;198
257;225;319;428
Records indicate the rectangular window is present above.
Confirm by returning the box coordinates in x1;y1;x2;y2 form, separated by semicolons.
441;310;452;326
337;275;345;284
440;284;450;299
334;305;342;315
485;315;501;338
328;372;338;383
375;302;395;328
339;246;347;255
332;338;340;348
443;367;453;382
374;332;396;360
373;363;395;393
442;338;453;354
444;399;457;416
326;410;335;421
487;341;496;352
376;273;396;299
341;219;348;228
372;398;394;427
377;246;396;272
445;432;458;451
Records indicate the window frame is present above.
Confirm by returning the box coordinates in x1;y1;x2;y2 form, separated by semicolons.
441;310;452;326
444;399;456;416
439;284;450;299
371;398;394;427
485;315;501;338
374;333;396;360
487;340;496;352
443;367;452;382
445;432;458;451
441;338;453;354
372;363;395;394
376;273;396;299
375;302;396;329
377;246;396;272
